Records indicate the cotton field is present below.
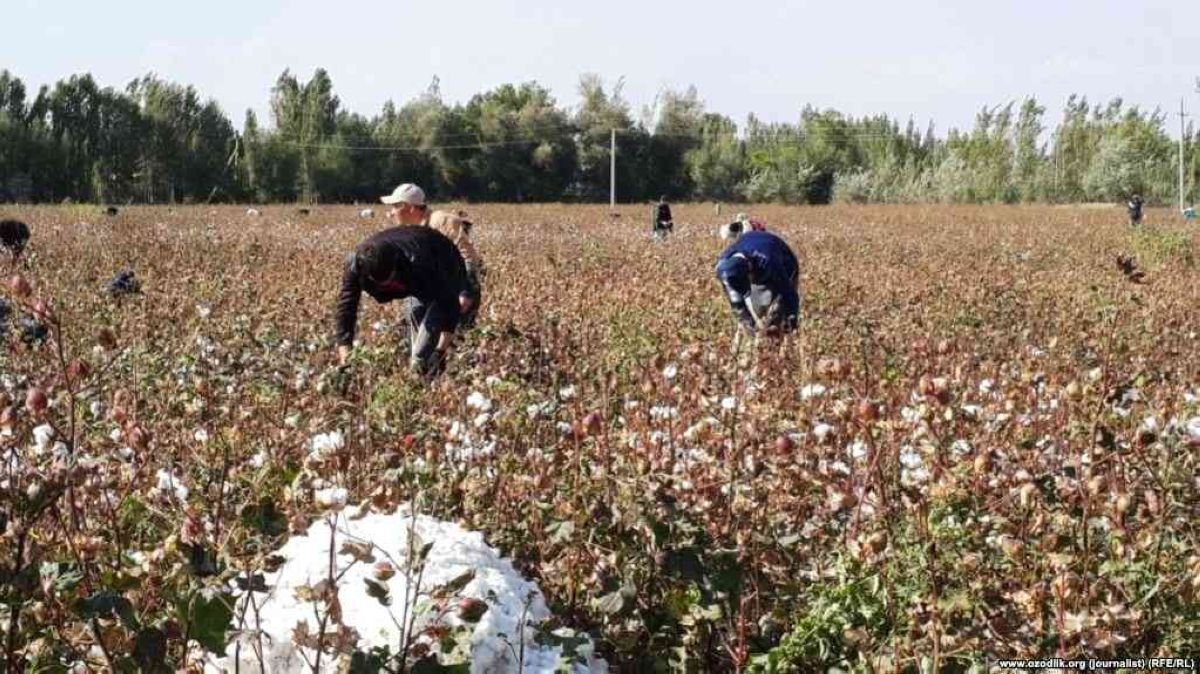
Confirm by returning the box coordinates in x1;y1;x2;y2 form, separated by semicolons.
0;203;1197;671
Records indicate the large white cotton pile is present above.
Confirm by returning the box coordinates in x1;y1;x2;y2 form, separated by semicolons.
212;504;605;673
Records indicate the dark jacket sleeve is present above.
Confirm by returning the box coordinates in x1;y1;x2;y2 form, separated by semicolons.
717;264;755;329
335;253;362;346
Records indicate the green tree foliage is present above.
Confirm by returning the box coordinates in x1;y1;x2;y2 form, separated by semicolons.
0;68;1191;206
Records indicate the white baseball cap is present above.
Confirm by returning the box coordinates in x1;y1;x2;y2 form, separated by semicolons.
380;183;426;206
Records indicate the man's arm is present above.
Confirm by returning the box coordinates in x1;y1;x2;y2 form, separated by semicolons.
335;253;362;364
720;274;756;333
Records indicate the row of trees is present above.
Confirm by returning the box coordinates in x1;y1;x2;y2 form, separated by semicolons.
1;68;1196;205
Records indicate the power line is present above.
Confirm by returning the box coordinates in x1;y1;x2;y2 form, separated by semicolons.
267;130;935;154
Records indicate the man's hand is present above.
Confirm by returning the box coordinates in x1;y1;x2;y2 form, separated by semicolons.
337;344;352;366
459;293;473;313
436;331;453;352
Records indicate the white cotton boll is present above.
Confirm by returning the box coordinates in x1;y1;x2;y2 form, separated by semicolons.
556;421;574;436
951;439;972;455
800;383;827;400
847;440;868;460
624;399;641;410
827;460;851;475
720;396;737;411
812;423;834;442
249;452;265;468
1139;416;1159;434
194;428;209;444
117;447;135;462
466;391;493;412
485;375;502;388
155;469;189;501
307;430;345;458
285;413;301;428
899;449;924;470
473;413;491;428
315;487;348;511
1186;417;1200;439
650;405;678;421
558;385;577;401
525;401;552;419
978;379;995;394
89;401;105;419
1088;367;1103;382
32;424;54;453
662;363;678;380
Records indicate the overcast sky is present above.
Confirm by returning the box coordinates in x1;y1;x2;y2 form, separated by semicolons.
3;0;1198;136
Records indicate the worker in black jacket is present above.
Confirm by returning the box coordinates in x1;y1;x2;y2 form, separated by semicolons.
1126;194;1144;227
651;196;674;238
336;226;473;376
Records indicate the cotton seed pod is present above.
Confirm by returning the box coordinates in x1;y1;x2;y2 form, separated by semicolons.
864;531;887;554
583;411;602;435
9;274;31;298
113;389;134;410
856;399;879;422
32;299;52;323
373;561;396;581
66;359;89;385
126;425;150;451
0;406;15;429
775;434;795;455
918;375;936;397
457;597;488;622
973;452;991;476
25;387;48;415
97;328;117;350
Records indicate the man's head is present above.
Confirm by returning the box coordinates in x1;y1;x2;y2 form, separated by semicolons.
354;241;407;294
381;183;428;225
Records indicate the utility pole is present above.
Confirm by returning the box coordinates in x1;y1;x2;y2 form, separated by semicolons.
610;128;616;210
1180;98;1188;212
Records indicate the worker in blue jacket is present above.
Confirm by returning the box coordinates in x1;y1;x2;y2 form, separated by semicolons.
715;230;800;335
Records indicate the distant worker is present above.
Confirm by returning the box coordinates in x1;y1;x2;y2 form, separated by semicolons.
0;219;30;262
719;212;768;241
1127;194;1145;227
381;183;483;326
651;196;674;239
335;225;473;378
715;230;800;337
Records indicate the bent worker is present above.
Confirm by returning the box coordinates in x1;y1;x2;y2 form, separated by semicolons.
720;212;768;241
651;196;674;238
381;183;483;326
715;230;800;336
335;225;472;377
